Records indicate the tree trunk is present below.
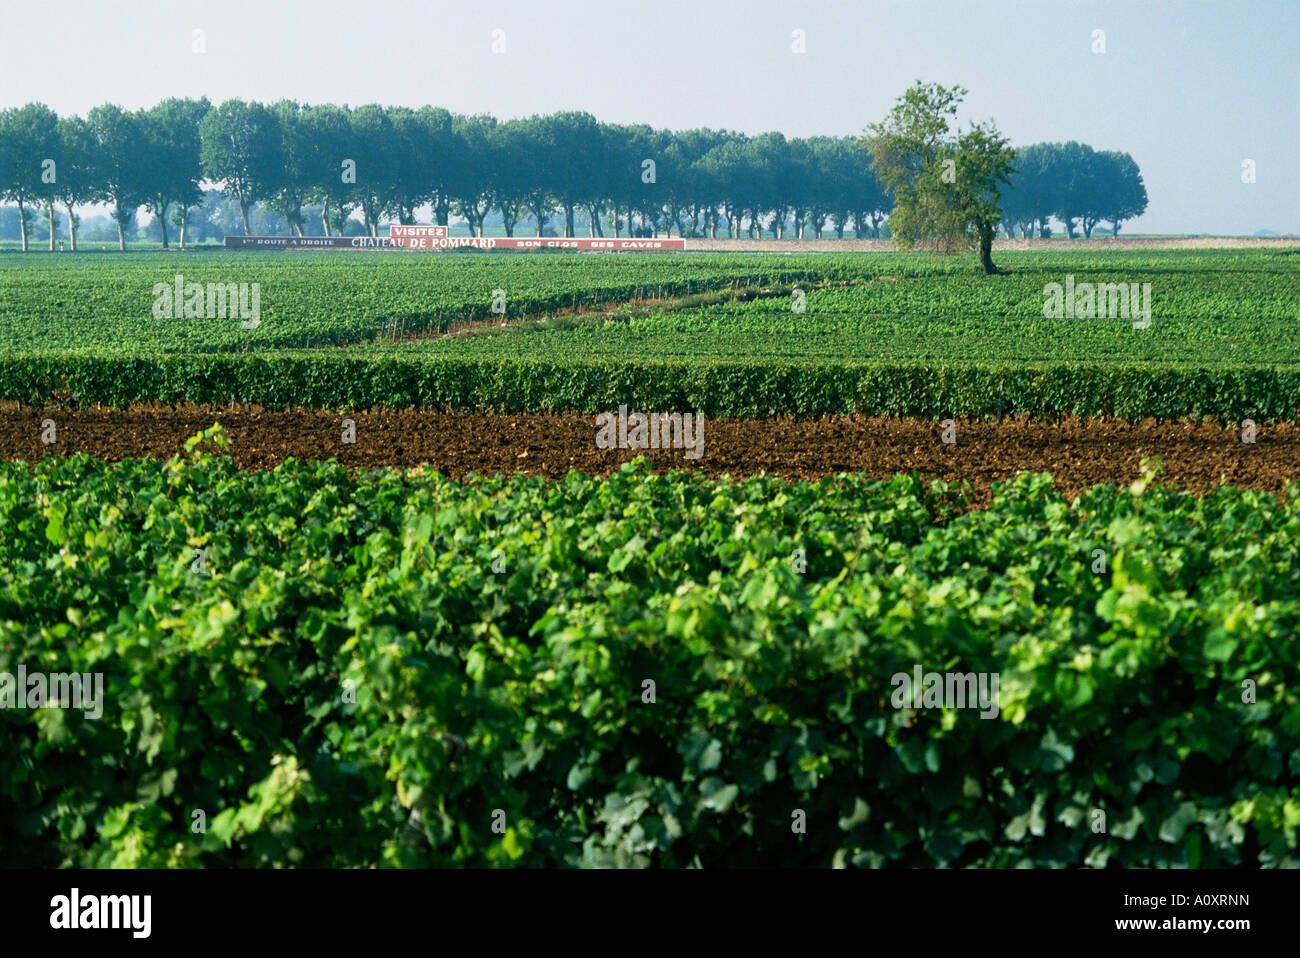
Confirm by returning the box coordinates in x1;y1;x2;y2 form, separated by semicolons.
65;202;78;251
240;199;251;236
978;224;997;275
156;201;170;248
321;197;331;236
116;217;126;251
47;202;56;251
179;209;187;250
17;198;27;252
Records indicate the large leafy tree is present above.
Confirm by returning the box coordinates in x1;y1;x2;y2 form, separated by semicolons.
265;100;313;237
450;114;497;237
200;99;282;236
300;104;355;235
746;131;789;238
0;103;59;251
385;106;434;226
347;104;395;236
515;114;561;236
676;128;727;238
417;107;459;227
1051;140;1101;238
1000;142;1056;238
542;112;601;237
54;115;95;250
784;137;816;238
697;133;749;238
804;137;841;237
867;81;1015;274
87;104;147;250
491;119;532;237
138;98;208;247
850;141;891;238
641;128;675;236
1100;150;1148;235
604;123;653;238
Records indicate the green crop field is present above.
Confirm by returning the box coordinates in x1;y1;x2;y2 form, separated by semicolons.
0;250;846;353
2;248;1298;420
4;249;1296;361
3;443;1298;868
401;250;1300;366
3;247;1300;871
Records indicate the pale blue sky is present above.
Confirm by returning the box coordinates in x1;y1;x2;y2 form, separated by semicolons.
2;0;1295;233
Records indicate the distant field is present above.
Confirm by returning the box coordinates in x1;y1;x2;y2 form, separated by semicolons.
2;248;1298;419
0;250;843;352
400;251;1300;367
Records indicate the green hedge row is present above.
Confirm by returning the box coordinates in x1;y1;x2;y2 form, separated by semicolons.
4;354;1300;421
2;444;1299;867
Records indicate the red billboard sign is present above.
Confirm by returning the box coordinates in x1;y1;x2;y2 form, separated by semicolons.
389;225;450;240
224;230;687;251
388;230;685;251
224;236;404;248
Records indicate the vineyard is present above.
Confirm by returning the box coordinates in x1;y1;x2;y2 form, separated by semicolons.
408;250;1300;366
2;249;1299;420
3;447;1299;867
0;250;848;353
3;245;1300;870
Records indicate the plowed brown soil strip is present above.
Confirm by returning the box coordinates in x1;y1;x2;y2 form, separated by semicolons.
3;403;1298;504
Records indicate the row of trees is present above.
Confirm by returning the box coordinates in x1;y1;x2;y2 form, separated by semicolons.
1002;141;1148;238
0;98;1147;251
0;101;207;250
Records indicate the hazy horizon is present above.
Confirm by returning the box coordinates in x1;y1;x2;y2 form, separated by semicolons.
2;0;1296;235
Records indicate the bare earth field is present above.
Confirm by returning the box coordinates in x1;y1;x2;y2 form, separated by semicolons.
5;402;1299;504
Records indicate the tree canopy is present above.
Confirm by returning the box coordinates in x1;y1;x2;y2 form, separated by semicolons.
866;82;1016;274
0;97;1149;252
